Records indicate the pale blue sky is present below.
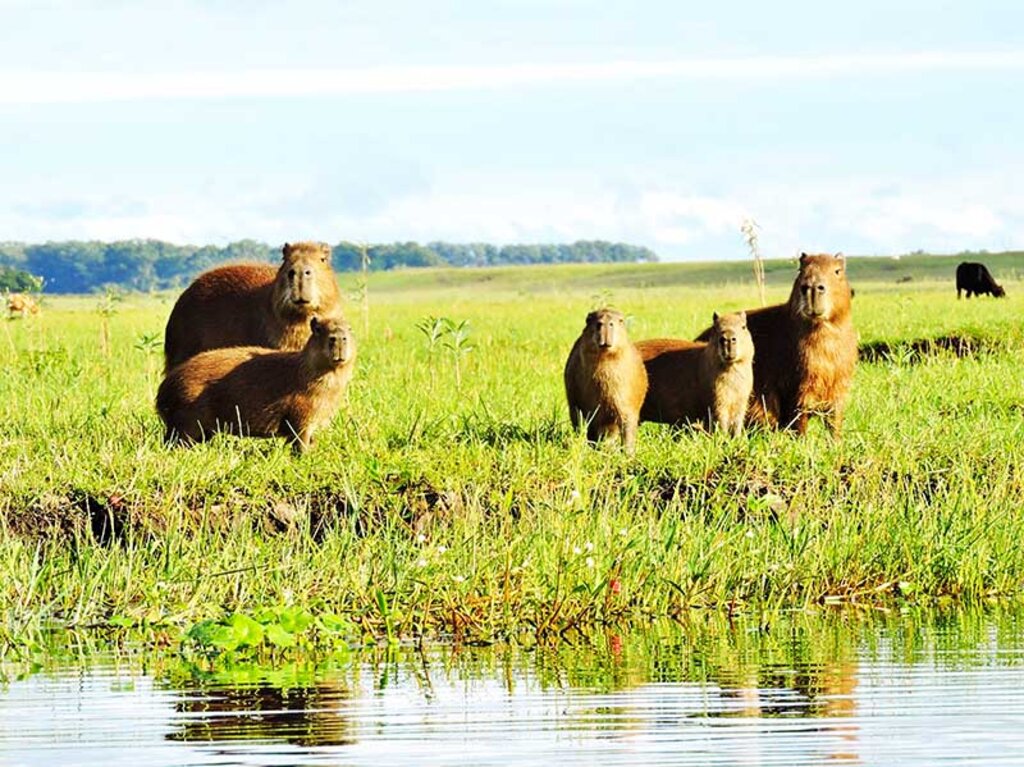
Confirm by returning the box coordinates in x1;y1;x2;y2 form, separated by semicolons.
1;1;1022;259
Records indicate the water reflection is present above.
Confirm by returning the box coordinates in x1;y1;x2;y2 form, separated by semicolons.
2;608;1024;766
167;679;353;746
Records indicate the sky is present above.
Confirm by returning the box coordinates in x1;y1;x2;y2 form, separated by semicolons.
1;0;1023;260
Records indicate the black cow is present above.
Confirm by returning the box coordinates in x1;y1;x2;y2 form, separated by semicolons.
956;262;1005;299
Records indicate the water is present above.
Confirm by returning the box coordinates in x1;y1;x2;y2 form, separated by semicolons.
3;610;1024;766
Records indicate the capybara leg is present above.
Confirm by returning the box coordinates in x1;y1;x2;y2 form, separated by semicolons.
621;417;639;455
290;426;314;455
569;406;582;433
957;288;963;299
826;407;844;437
601;420;621;445
791;410;810;435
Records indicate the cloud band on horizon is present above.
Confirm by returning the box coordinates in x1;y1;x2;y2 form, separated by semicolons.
3;51;1024;104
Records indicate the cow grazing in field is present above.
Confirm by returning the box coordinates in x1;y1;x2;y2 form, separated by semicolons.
956;262;1005;299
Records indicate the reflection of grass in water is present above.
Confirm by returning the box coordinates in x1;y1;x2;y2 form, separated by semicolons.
0;272;1024;647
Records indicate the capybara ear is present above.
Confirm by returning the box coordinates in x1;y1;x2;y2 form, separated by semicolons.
799;252;809;264
282;242;292;260
712;311;720;324
585;310;599;325
835;252;846;264
310;317;320;333
319;242;331;263
738;310;747;321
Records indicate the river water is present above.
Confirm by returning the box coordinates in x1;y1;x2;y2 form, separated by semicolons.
2;609;1023;766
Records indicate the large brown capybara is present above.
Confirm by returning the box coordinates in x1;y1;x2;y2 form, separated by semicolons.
563;308;648;454
637;311;754;436
157;316;356;453
163;241;342;370
696;252;856;435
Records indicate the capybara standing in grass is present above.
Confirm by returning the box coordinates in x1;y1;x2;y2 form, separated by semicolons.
564;308;648;454
697;253;856;435
164;241;342;370
157;316;356;453
637;311;754;436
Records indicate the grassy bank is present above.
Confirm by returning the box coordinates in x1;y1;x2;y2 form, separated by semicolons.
2;259;1024;648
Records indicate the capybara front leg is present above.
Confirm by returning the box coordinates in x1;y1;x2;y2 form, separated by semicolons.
621;417;639;455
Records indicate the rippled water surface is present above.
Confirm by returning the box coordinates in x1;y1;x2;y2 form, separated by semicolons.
3;610;1024;766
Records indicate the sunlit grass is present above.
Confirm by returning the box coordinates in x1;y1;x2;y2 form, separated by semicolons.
1;262;1023;647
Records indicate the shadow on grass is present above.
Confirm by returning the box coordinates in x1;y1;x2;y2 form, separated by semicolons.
858;333;1000;364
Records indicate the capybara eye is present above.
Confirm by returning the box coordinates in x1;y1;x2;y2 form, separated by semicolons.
304;269;312;277
835;268;841;275
288;269;296;279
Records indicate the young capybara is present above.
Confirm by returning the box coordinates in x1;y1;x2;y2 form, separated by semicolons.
563;308;648;454
696;252;856;435
163;241;342;370
157;316;356;453
637;311;754;436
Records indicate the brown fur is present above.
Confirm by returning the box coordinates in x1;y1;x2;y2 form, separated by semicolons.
637;311;754;436
696;253;856;435
6;293;39;318
157;316;356;453
163;241;342;370
563;308;648;454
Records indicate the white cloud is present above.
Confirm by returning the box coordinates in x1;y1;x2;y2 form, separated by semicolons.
4;51;1024;104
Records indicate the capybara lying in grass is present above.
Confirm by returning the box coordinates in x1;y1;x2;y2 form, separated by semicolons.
564;308;648;454
157;316;355;453
164;241;342;370
697;252;856;435
637;311;754;436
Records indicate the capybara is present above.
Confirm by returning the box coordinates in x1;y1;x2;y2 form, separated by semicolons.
6;293;39;318
157;316;356;453
956;261;1005;299
696;253;856;435
637;311;754;436
564;308;648;454
163;241;342;370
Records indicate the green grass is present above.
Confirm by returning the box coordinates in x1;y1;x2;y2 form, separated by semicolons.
2;258;1024;649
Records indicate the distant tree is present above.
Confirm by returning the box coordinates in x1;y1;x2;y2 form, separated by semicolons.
0;266;43;292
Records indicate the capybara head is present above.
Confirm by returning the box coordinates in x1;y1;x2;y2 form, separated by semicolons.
583;308;628;353
791;252;852;322
276;242;336;315
309;316;355;367
710;311;753;365
994;284;1007;298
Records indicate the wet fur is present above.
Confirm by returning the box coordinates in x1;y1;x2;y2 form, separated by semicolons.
163;241;342;370
637;313;753;436
696;254;856;435
564;309;648;453
157;317;355;453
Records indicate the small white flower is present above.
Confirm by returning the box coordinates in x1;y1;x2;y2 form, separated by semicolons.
584;541;594;552
416;534;427;544
585;557;595;568
453;575;465;583
570;489;581;501
437;545;448;554
572;546;582;555
416;558;428;568
745;529;755;539
618;528;628;537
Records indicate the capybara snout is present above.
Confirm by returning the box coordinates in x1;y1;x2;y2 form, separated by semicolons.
277;242;334;314
586;309;624;350
714;311;748;364
312;316;354;364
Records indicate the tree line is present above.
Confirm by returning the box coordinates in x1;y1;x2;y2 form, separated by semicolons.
0;239;658;294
